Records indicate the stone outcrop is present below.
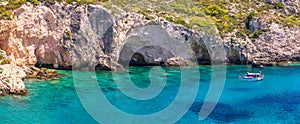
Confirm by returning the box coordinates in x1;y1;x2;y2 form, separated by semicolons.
250;23;300;65
25;66;65;80
0;50;28;96
165;57;197;66
225;17;300;66
0;2;74;68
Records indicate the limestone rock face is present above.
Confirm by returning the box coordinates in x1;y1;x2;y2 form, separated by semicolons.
116;14;224;66
247;17;268;32
0;3;215;70
0;3;74;68
0;2;300;70
165;57;197;66
250;23;300;65
0;50;27;96
118;24;201;66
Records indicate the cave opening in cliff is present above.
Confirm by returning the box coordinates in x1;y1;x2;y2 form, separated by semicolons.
35;63;55;69
119;45;175;66
129;53;146;66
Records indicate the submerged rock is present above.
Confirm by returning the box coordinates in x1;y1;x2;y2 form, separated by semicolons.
25;66;65;80
247;92;300;112
190;102;253;122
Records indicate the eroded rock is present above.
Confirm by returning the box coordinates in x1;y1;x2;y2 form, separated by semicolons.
165;57;197;66
25;66;65;80
0;64;28;96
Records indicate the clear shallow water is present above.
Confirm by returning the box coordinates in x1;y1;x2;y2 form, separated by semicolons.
0;65;300;123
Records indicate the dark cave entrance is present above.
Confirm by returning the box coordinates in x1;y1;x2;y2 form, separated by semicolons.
118;45;175;67
129;53;146;66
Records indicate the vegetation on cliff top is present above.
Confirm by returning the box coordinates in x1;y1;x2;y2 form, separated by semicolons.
0;0;108;19
1;0;300;38
103;0;300;38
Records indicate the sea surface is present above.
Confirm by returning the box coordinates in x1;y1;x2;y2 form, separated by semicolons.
1;65;300;123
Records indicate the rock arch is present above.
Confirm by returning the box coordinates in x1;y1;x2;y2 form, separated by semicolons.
121;45;175;66
117;24;198;67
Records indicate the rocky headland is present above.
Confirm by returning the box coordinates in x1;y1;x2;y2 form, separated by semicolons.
0;0;299;95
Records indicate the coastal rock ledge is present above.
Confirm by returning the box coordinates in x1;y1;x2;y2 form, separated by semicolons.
0;50;28;96
0;64;28;96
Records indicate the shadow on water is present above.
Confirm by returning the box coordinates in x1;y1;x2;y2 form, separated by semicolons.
246;92;300;112
189;92;300;122
189;91;300;122
189;102;254;122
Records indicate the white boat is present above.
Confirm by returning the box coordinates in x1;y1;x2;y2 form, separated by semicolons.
239;72;264;81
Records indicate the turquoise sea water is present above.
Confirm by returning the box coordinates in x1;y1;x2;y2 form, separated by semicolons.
0;65;300;123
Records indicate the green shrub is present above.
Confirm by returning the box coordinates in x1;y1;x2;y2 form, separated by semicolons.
137;9;152;15
0;55;2;60
174;17;186;25
224;24;235;33
144;14;155;20
204;4;228;18
165;16;173;22
248;29;267;39
261;28;270;32
6;0;26;10
65;31;72;39
217;23;235;33
66;0;73;4
1;11;12;20
247;12;256;21
190;16;211;27
235;30;246;39
252;31;263;38
1;59;10;65
245;29;252;36
28;0;41;5
274;2;285;9
285;16;300;27
220;15;234;22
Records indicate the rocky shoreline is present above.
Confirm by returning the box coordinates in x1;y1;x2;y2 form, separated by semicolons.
0;64;28;96
0;50;65;96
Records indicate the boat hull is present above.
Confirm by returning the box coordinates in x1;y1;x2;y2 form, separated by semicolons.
239;77;264;82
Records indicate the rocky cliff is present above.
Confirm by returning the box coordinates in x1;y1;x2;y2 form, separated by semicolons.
0;2;223;71
0;1;299;71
